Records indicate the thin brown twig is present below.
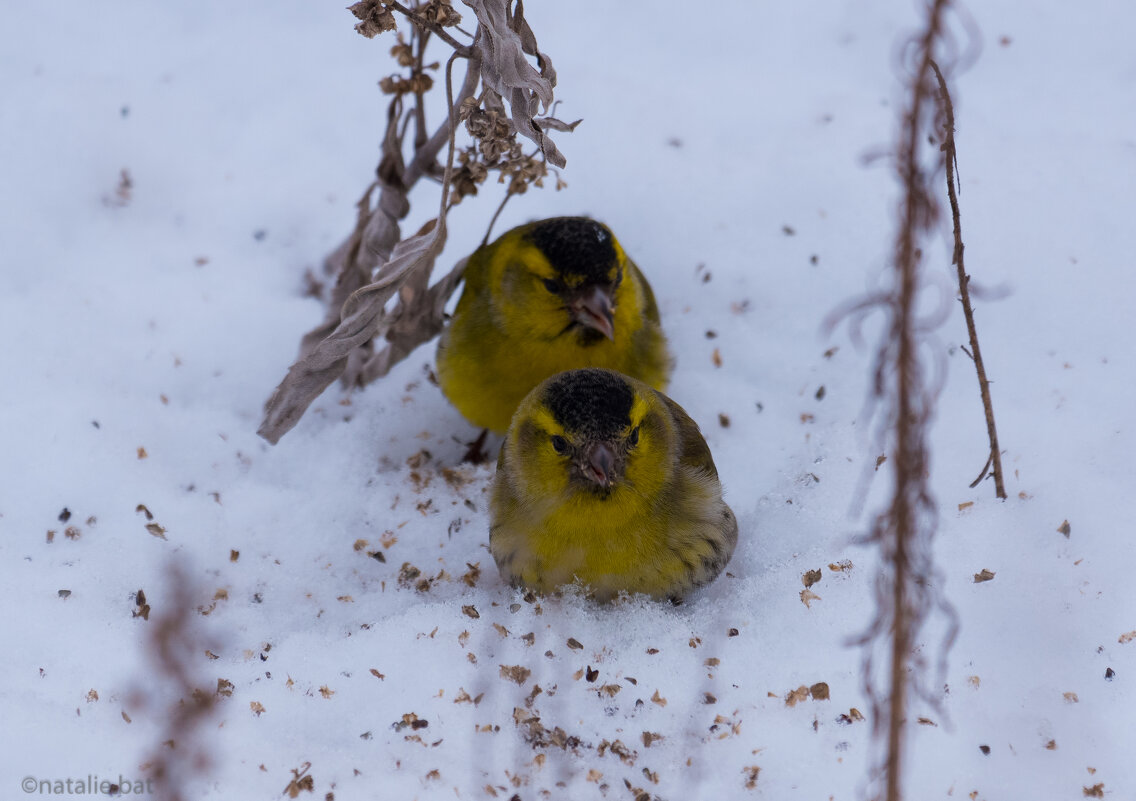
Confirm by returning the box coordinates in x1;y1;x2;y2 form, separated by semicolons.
929;59;1007;500
413;28;431;151
478;143;541;245
389;0;472;54
968;450;993;488
481;190;512;247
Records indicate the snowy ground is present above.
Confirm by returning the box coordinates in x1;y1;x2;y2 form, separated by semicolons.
2;1;1134;799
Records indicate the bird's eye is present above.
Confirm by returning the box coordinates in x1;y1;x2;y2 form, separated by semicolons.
542;278;561;294
551;435;569;453
629;426;640;447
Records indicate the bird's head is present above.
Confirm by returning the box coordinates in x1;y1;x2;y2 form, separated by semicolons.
507;368;674;504
486;217;638;344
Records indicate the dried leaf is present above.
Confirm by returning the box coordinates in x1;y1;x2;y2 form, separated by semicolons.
802;569;822;588
800;589;821;608
259;223;446;444
462;0;568;166
973;568;995;583
360;255;469;384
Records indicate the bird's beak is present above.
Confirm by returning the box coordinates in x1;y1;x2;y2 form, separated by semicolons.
582;441;616;488
581;440;617;484
571;285;615;340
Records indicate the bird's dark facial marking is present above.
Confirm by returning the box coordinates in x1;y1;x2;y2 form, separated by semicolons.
544;369;634;440
527;217;618;285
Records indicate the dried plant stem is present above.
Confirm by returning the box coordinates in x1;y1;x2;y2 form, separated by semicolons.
930;60;1007;500
885;2;949;798
259;1;575;444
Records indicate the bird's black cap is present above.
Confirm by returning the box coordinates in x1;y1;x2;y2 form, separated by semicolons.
544;368;634;439
526;217;617;284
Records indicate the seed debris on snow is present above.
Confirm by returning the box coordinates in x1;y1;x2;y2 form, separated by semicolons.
499;665;531;685
132;589;150;620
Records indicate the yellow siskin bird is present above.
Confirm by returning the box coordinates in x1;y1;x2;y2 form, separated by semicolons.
436;217;671;435
489;368;738;603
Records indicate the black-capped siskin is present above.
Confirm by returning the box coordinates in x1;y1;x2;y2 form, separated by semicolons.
489;368;737;602
436;217;671;434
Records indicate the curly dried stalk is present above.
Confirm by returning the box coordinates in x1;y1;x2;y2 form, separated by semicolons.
878;4;967;797
929;60;1007;500
259;0;576;444
139;565;217;801
834;2;962;799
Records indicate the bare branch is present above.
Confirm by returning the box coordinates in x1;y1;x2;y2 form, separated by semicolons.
930;59;1007;500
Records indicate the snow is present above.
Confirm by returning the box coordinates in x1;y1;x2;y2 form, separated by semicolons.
2;1;1134;799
